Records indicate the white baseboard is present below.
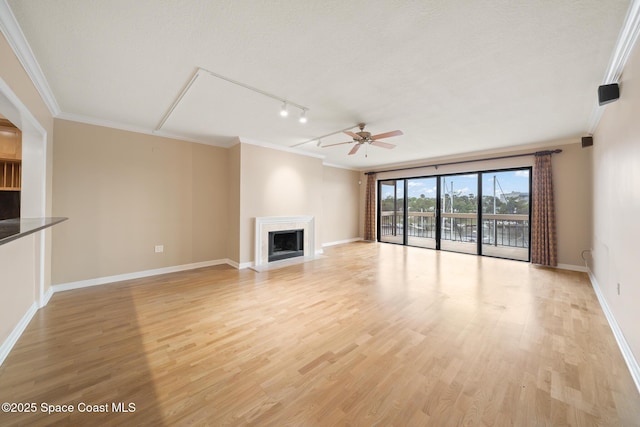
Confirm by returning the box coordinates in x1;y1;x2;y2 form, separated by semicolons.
556;263;588;273
52;258;230;293
225;259;253;270
225;258;240;269
322;237;363;247
0;302;37;367
39;286;54;308
588;268;640;394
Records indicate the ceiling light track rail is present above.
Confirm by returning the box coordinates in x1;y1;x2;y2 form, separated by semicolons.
155;67;310;132
290;125;359;148
364;149;562;175
199;68;308;112
155;69;200;131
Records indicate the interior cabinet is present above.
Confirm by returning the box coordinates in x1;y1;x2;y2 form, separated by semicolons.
0;124;21;160
0;160;21;190
0;121;22;191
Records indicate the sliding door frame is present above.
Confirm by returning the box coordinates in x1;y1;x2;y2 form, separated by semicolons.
377;179;408;245
377;166;532;262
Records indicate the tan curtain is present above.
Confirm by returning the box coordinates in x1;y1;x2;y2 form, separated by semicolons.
364;173;377;241
531;153;557;266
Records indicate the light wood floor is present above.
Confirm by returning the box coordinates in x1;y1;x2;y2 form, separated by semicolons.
0;242;638;426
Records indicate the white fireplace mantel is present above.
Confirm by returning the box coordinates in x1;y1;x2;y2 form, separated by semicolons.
254;216;315;267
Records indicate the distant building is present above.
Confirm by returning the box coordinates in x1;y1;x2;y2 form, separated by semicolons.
500;191;529;202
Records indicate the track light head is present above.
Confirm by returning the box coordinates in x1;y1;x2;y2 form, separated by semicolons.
280;102;288;117
299;109;307;123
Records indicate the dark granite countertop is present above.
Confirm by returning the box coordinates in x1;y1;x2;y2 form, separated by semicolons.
0;217;68;246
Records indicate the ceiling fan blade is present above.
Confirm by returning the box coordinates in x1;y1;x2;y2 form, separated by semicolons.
371;130;403;140
344;131;363;140
322;141;352;147
348;144;362;155
371;140;396;149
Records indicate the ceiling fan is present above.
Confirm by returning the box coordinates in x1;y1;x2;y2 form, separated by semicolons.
322;123;403;155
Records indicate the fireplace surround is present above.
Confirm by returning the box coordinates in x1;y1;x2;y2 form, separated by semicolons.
255;216;314;266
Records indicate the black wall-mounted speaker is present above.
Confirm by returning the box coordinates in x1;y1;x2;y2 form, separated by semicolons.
581;136;593;148
598;83;619;106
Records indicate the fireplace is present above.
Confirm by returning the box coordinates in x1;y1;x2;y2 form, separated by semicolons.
268;229;304;262
254;216;314;267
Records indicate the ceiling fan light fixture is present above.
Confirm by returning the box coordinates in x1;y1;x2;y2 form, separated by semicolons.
280;102;288;117
299;109;307;123
321;123;401;156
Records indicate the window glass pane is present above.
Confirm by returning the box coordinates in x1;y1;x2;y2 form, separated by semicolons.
406;177;437;248
440;174;478;254
481;170;530;261
379;180;404;244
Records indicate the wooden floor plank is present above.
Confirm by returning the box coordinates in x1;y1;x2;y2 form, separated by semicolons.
0;242;638;426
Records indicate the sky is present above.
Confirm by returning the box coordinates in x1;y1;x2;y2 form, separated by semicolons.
381;169;530;199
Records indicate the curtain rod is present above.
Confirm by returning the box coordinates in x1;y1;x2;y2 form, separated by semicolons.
364;149;562;175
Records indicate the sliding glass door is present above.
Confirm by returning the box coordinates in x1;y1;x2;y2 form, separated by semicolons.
481;170;530;261
406;177;437;249
377;168;531;261
440;174;478;255
379;180;404;244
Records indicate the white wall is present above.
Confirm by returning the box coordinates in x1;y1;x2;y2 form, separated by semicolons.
51;119;230;284
592;41;640;366
0;236;35;346
238;142;324;265
0;30;53;359
321;165;361;245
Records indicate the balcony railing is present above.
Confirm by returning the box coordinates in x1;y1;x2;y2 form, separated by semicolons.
380;211;529;248
441;213;477;242
481;213;529;248
407;211;436;238
380;211;404;237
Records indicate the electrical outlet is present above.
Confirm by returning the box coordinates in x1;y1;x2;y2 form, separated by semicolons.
617;283;620;295
155;245;164;253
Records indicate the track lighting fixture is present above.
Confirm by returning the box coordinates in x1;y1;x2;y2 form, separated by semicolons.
156;68;311;132
280;103;308;123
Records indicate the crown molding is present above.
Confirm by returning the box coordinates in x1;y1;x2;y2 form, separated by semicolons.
0;0;60;116
604;0;640;84
322;161;359;171
588;0;640;133
56;112;234;148
239;136;326;160
364;137;579;175
152;129;235;148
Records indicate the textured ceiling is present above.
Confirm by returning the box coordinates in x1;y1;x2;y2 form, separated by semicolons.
6;0;631;169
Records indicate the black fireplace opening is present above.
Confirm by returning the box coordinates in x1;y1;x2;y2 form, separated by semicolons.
268;229;304;262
